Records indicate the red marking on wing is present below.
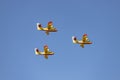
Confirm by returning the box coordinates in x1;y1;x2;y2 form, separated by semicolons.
48;21;53;26
44;45;48;49
83;34;87;36
48;21;52;24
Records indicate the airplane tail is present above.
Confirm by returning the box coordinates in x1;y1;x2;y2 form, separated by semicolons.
34;48;41;55
37;23;43;30
72;36;78;43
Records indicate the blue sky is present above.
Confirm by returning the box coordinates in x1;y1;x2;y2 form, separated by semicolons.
0;0;120;80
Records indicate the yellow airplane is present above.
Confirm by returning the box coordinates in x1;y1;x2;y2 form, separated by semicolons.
72;34;92;48
37;21;57;35
34;45;54;59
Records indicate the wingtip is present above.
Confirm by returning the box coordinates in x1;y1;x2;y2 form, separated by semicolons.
83;33;88;36
48;21;53;23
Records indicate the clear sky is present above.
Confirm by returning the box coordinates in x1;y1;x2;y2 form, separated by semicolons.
1;0;120;80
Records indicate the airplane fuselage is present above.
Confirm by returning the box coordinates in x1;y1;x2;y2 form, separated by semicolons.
43;29;57;32
78;41;92;44
35;48;54;55
73;39;92;44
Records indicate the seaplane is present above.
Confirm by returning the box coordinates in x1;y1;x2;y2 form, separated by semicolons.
34;45;54;59
72;34;92;48
37;21;57;35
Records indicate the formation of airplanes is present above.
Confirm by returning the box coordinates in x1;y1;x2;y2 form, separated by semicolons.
35;21;92;59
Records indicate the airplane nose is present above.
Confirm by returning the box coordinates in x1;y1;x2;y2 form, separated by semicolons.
35;48;39;52
74;37;77;40
72;36;76;40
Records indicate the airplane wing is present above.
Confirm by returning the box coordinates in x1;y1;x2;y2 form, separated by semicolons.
80;44;84;48
47;21;53;29
44;52;54;59
82;34;90;42
45;31;49;35
82;35;87;42
44;55;48;59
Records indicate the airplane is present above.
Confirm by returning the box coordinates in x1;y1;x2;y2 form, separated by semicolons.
34;45;54;59
72;34;92;48
37;21;57;35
